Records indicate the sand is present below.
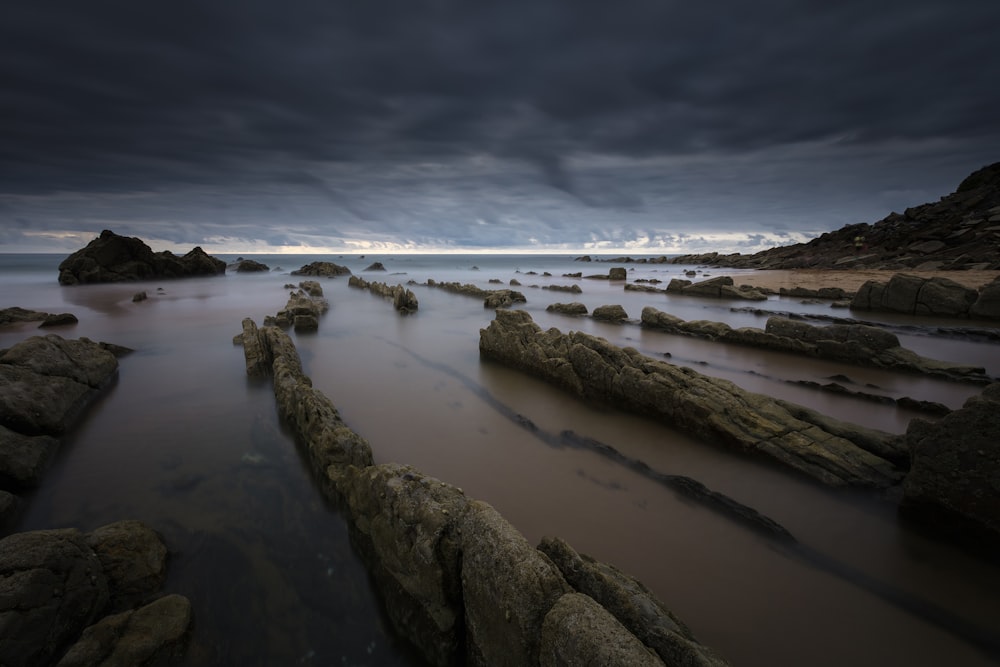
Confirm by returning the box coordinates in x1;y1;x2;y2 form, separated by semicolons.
730;268;1000;294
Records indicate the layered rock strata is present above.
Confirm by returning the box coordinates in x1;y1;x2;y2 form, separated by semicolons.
852;273;1000;319
57;230;225;285
421;279;526;308
238;319;729;666
290;261;352;277
640;307;990;383
666;275;768;301
348;275;419;313
479;309;901;488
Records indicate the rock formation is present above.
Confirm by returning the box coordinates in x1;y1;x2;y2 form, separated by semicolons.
640;307;990;383
0;307;78;328
0;335;125;520
363;261;386;271
546;302;588;316
665;161;1000;270
592;304;629;322
290;261;352;277
57;230;225;285
666;275;768;301
263;286;329;332
901;383;1000;543
0;520;191;667
852;273;1000;320
238;317;730;666
229;258;270;272
348;276;418;313
480;309;901;488
422;279;527;309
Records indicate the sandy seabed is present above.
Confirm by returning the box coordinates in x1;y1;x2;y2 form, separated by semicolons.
734;268;1000;294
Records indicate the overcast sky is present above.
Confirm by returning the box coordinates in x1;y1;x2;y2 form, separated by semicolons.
2;1;998;255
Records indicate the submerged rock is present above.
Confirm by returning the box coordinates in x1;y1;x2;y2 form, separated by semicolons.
57;230;225;285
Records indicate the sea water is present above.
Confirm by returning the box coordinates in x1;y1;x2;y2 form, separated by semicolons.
1;253;999;666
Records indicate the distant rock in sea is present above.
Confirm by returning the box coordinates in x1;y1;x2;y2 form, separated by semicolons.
57;230;226;285
667;161;1000;270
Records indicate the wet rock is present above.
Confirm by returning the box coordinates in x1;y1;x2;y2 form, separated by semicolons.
231;258;270;272
290;261;352;277
55;593;192;667
539;593;665;667
483;289;526;309
132;291;147;302
0;426;59;489
270;288;329;330
902;383;1000;540
480;309;901;487
459;500;571;666
667;275;768;300
38;313;79;328
546;302;588;316
852;274;979;317
0;335;118;436
85;520;168;611
1;307;50;325
363;261;386;271
297;281;324;297
539;537;729;666
338;464;469;666
0;528;110;667
349;276;419;313
592;304;629;322
0;490;17;523
58;230;225;285
542;284;582;294
970;275;1000;319
608;267;627;280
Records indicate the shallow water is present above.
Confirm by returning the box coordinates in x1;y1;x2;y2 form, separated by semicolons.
2;253;999;666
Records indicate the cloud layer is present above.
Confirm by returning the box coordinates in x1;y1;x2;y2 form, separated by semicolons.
2;1;998;253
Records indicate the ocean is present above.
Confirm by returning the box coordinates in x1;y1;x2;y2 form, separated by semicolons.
1;252;999;666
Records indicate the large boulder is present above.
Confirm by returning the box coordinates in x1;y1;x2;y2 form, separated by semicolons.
85;520;168;612
592;304;629;322
57;230;225;285
0;426;59;489
539;593;665;667
0;529;110;667
902;383;1000;540
230;258;270;272
480;309;901;487
667;275;767;300
852;273;983;317
0;335;118;437
970;276;1000;319
290;261;351;277
55;594;191;667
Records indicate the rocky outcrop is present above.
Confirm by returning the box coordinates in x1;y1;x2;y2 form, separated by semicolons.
901;383;1000;542
667;162;1000;270
348;276;419;313
546;302;588;316
263;287;329;332
0;521;190;667
666;275;768;301
240;316;730;667
480;309;901;488
852;273;999;320
0;335;123;518
229;258;270;272
363;262;386;271
57;230;225;285
539;537;728;667
541;284;582;294
640;307;990;383
290;261;352;277
0;307;78;328
423;279;526;309
592;304;629;322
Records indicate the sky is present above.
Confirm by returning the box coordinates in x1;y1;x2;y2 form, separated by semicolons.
2;1;998;255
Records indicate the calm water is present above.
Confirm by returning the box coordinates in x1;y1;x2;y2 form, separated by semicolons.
2;253;999;666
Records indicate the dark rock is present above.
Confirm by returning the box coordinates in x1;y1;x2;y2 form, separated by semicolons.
297;280;324;297
0;426;58;490
349;276;419;313
132;291;147;302
483;289;526;309
902;383;1000;540
539;537;727;666
55;593;192;667
542;284;582;294
480;309;902;487
539;593;666;666
546;302;588;316
0;307;49;325
667;275;768;300
57;230;225;285
852;273;984;318
85;520;168;611
608;267;627;281
364;262;387;271
231;259;270;272
592;304;629;322
290;261;352;277
971;276;1000;319
0;528;110;667
38;313;78;328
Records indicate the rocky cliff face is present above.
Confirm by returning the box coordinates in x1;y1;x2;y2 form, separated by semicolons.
669;162;1000;270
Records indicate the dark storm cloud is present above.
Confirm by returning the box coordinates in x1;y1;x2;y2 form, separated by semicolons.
1;0;998;251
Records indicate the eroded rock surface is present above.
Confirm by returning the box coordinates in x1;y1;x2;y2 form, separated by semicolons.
851;273;992;318
349;276;419;313
291;261;352;277
57;230;225;285
480;309;900;487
